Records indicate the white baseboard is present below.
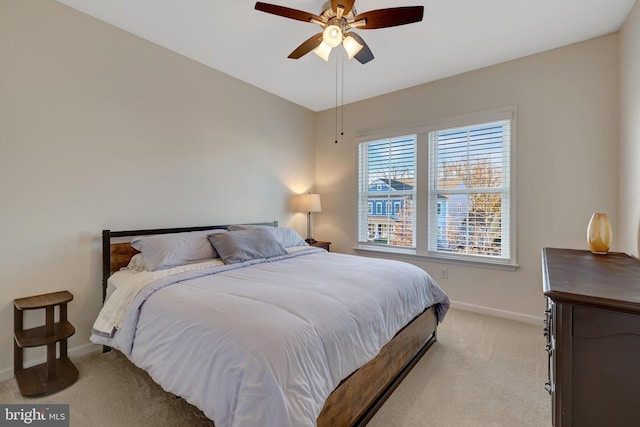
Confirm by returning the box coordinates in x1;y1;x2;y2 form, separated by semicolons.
0;342;102;383
450;300;544;325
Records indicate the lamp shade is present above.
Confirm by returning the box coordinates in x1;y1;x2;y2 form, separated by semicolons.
322;24;343;48
313;41;332;62
298;193;322;213
343;34;363;59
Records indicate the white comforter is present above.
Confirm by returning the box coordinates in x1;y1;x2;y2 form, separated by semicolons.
91;249;449;427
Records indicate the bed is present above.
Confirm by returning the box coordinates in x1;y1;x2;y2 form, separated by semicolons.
91;222;449;427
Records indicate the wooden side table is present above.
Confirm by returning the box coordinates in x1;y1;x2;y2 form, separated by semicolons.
14;290;78;396
309;240;331;252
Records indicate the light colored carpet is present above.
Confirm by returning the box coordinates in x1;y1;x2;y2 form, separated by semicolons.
367;309;551;427
0;309;550;426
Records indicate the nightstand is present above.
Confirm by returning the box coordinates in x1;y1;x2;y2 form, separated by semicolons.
13;290;78;396
309;241;331;252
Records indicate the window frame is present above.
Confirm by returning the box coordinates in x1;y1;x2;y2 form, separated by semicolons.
355;106;518;270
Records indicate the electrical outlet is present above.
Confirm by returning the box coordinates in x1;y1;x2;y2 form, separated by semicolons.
439;267;448;279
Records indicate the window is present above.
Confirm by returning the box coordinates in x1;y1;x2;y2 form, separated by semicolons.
428;119;512;263
357;107;516;268
358;135;416;248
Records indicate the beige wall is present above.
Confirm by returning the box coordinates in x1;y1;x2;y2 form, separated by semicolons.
315;35;620;321
620;1;640;257
0;1;315;378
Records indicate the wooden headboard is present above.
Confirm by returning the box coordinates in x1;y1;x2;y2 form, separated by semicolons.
101;221;278;302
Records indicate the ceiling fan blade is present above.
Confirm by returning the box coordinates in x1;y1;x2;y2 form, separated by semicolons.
255;2;322;23
288;33;323;59
348;32;374;64
356;6;424;30
331;0;355;16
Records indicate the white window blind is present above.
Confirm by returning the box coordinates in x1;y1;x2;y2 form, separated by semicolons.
358;136;416;248
428;120;512;262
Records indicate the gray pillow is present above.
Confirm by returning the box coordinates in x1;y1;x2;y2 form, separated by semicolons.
228;225;308;248
207;228;287;265
131;229;225;271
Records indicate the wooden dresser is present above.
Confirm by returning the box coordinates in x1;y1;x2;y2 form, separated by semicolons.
542;248;640;427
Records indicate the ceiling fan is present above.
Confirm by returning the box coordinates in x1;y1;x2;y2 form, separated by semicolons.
255;0;424;64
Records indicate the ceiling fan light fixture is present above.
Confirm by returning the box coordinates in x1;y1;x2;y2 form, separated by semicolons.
322;24;343;48
343;34;363;59
255;1;425;64
314;41;332;61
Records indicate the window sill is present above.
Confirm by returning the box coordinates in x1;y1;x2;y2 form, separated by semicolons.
353;245;519;271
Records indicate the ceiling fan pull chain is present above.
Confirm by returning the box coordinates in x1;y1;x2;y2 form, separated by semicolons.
341;52;345;138
335;53;339;144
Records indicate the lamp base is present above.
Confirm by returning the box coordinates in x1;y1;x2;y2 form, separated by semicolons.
305;238;317;244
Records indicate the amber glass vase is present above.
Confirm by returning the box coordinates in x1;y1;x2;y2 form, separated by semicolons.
587;213;612;254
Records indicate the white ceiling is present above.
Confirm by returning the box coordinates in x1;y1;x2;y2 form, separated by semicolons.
56;0;636;112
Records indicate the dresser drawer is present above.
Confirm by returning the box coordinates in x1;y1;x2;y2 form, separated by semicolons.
570;304;640;427
572;305;640;338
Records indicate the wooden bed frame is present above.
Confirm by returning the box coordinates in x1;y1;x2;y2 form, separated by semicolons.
101;222;439;427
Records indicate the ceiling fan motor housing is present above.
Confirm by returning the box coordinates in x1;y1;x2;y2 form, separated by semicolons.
320;2;356;22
